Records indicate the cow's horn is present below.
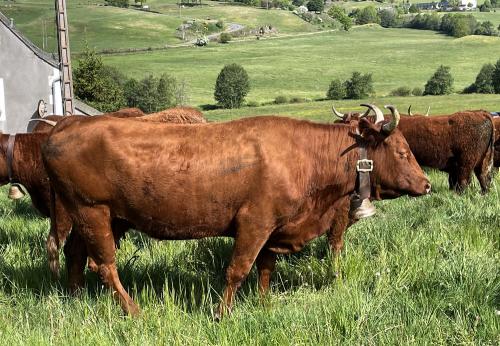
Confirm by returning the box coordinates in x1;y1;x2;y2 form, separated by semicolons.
360;104;384;124
383;105;400;133
28;118;57;126
331;105;344;119
408;105;413;116
425;106;430;116
358;106;371;118
8;184;25;200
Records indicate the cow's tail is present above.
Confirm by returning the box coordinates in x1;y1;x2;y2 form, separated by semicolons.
46;183;60;278
478;114;496;193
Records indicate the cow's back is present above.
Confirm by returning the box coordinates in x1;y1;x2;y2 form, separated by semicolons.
43;116;337;239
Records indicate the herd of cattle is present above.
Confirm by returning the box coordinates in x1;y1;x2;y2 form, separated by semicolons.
0;104;499;319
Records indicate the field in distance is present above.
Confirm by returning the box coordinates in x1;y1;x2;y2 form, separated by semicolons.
101;26;500;106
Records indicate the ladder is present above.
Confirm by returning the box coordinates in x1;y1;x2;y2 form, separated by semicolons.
55;0;74;115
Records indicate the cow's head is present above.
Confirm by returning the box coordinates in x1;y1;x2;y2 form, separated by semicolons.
356;105;431;199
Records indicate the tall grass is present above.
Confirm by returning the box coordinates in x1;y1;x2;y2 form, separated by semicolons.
0;169;498;345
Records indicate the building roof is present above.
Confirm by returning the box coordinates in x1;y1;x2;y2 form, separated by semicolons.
74;99;102;116
0;11;59;68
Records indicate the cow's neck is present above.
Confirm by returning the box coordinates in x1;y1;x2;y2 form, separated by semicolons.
308;124;360;199
9;134;49;190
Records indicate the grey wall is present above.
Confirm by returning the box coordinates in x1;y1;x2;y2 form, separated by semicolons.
0;20;63;134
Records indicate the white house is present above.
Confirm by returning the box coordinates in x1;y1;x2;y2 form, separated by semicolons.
0;11;100;134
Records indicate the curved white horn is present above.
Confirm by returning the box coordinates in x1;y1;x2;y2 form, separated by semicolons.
358;106;371;118
360;103;384;124
29;118;57;126
425;106;430;116
408;105;413;116
383;105;400;133
331;105;344;119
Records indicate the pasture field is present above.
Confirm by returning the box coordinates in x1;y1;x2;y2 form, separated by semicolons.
0;0;316;53
102;26;500;105
0;155;498;344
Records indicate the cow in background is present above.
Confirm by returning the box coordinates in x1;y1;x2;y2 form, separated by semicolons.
332;105;495;194
0;106;206;277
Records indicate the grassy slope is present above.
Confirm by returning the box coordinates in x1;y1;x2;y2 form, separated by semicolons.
0;150;498;344
102;26;500;105
0;0;315;53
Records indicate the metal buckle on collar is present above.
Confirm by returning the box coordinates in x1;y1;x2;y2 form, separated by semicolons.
356;159;373;172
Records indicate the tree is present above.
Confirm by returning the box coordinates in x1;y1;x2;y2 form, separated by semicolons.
343;72;374;99
379;9;401;28
473;63;495;94
327;5;353;31
493;59;500;93
355;6;380;25
408;4;419;13
73;45;126;112
214;64;250;108
475;21;496;36
424;65;454;95
326;79;346;100
105;0;129;7
307;0;324;12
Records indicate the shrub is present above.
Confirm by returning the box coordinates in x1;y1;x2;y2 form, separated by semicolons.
326;79;347;100
74;45;126;112
216;20;224;29
412;87;423;96
105;0;129;7
475;21;496;36
344;72;374;99
408;4;419;13
214;64;250;109
246;100;260;107
493;59;500;93
327;5;353;31
379;9;401;28
274;95;289;104
424;65;454;96
290;97;307;103
307;0;324;12
219;33;232;43
390;86;412;97
124;74;178;113
355;6;380;25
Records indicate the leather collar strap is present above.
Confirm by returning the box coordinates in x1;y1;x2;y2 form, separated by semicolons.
6;135;16;184
356;145;373;200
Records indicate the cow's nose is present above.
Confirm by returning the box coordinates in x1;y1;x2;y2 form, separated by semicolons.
425;182;432;194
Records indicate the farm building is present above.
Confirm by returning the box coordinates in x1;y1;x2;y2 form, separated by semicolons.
0;11;100;134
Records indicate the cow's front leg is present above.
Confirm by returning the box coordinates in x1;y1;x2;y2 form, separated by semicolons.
215;213;271;321
63;228;87;293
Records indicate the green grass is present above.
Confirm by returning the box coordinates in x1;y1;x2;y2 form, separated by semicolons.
0;156;498;344
101;26;500;105
0;0;316;54
203;93;500;122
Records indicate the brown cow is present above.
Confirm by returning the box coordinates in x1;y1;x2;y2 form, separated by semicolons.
42;111;430;318
492;117;500;168
332;106;495;193
1;106;206;277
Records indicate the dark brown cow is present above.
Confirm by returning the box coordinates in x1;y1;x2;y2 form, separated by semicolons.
333;106;495;193
492;117;500;167
30;108;145;133
1;106;206;277
42;111;430;318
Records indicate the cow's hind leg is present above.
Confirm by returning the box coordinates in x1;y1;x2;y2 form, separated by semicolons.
63;228;87;293
474;150;494;194
76;206;140;316
256;248;276;296
215;216;271;320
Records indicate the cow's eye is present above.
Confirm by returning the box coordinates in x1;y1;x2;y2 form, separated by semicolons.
399;151;408;158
